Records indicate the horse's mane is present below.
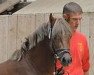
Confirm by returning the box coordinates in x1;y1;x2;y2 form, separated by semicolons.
10;22;51;61
10;17;73;61
21;22;51;51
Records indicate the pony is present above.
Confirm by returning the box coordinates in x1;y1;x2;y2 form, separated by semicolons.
0;14;73;75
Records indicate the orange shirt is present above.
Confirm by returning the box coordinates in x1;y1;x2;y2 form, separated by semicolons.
56;31;90;75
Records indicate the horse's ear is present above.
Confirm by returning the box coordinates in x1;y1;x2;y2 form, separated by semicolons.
49;13;56;27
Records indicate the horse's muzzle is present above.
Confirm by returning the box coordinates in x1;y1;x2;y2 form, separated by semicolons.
55;49;72;66
61;52;72;66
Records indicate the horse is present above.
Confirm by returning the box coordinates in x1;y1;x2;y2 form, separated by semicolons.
0;14;73;75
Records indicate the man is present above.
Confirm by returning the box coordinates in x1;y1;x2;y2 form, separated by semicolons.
56;2;90;75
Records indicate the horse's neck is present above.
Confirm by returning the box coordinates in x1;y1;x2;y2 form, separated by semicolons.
21;39;54;75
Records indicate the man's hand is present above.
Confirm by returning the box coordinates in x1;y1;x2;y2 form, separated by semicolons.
84;71;89;75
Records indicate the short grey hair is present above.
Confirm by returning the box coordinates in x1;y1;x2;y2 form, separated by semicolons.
63;2;83;14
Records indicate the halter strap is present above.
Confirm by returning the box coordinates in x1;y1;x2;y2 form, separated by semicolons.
54;49;70;59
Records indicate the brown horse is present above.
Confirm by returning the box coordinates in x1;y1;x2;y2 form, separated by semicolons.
0;14;73;75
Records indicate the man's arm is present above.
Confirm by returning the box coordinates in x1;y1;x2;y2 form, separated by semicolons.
84;70;89;75
83;37;90;75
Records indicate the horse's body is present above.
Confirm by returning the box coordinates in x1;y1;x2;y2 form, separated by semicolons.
0;14;73;75
0;37;54;75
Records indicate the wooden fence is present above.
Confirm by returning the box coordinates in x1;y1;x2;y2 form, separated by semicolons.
0;13;94;74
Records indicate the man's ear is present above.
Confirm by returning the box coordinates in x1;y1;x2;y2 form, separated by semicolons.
63;14;69;19
63;14;70;22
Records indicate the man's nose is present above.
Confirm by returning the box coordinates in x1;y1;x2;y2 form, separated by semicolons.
76;19;80;25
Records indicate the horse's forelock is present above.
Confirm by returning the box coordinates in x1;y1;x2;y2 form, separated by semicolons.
52;18;73;38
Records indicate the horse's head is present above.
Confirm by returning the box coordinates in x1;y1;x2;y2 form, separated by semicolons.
49;14;73;66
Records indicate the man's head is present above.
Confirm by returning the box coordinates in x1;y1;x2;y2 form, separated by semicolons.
63;2;83;31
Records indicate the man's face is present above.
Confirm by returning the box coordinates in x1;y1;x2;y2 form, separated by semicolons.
65;13;82;32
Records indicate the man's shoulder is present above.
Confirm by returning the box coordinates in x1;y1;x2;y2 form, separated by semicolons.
75;31;87;39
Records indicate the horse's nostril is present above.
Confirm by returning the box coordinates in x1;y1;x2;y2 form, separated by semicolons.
61;57;68;66
61;56;72;66
68;59;71;64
